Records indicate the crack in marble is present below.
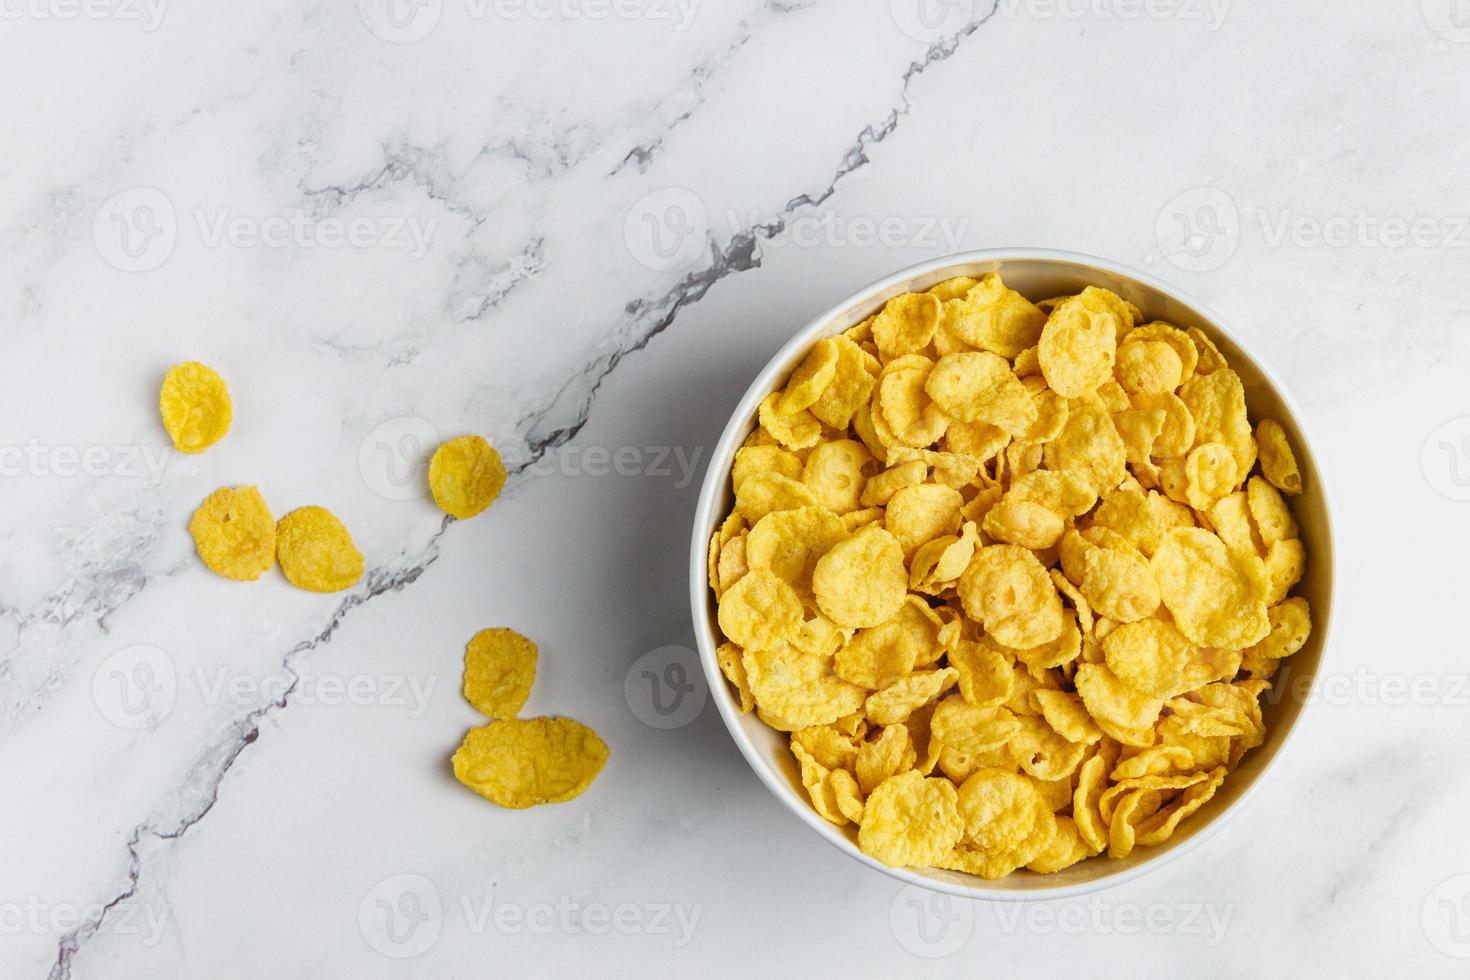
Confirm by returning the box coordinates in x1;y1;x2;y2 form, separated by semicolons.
42;10;996;971
610;0;810;177
44;520;449;979
522;7;997;456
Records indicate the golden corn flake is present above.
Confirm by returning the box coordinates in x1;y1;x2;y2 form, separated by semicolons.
452;717;607;808
1256;419;1303;495
717;569;803;651
190;485;276;581
759;392;823;451
1079;545;1161;624
430;435;507;520
866;668;959;726
159;361;232;453
943;273;1047;358
463;627;537;719
812;525;908;628
778;337;840;414
958;545;1064;650
1101;619;1190;698
1038;289;1125;398
925;352;1037;435
1183;442;1239;511
275;505;365;593
802;440;874;513
875;356;950;448
872;291;942;359
1116;337;1184;396
1043;394;1126;495
716;641;754;713
858;771;964;868
884;483;963;558
835;624;917;689
1247;475;1298;546
745;644;866;730
809;338;879;430
1129;322;1199;383
735;472;819;523
708;279;1312;880
1151;527;1270;648
746;506;848;599
733;445;802;491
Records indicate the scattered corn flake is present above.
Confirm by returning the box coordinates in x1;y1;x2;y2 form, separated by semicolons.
159;361;232;453
430;435;507;519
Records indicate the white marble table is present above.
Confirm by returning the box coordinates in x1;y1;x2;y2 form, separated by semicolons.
4;2;1470;976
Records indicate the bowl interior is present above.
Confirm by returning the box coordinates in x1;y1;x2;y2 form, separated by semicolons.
691;252;1332;898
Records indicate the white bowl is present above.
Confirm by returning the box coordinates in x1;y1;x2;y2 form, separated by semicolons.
688;249;1333;899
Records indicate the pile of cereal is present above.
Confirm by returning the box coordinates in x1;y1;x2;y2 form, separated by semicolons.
707;273;1311;878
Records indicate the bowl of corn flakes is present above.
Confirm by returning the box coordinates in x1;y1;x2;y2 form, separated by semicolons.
690;248;1331;897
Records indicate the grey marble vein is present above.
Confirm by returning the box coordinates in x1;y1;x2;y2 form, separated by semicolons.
41;10;997;972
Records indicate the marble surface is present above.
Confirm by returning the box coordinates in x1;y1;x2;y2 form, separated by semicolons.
3;1;1470;976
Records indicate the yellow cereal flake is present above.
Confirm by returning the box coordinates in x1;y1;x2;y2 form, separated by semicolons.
430;435;507;519
274;506;364;593
452;717;607;808
190;485;276;581
159;361;232;453
462;627;537;719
